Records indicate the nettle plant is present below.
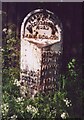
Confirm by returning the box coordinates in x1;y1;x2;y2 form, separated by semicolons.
1;25;78;120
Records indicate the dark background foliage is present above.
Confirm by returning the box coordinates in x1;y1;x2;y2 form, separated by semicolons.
2;2;82;64
2;2;82;119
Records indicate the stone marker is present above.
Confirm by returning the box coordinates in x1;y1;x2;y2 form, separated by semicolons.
20;9;63;97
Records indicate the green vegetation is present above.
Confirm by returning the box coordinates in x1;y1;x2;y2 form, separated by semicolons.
1;25;82;119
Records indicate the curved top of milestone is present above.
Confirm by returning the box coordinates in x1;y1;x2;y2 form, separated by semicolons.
21;9;63;47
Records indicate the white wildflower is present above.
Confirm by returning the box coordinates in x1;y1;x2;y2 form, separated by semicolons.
26;105;38;114
63;98;72;107
21;110;24;113
61;112;69;119
16;97;24;103
13;79;20;86
17;97;21;102
3;28;7;33
0;48;4;52
10;114;17;119
1;103;9;115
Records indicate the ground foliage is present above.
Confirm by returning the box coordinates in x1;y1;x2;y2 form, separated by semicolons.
1;25;82;120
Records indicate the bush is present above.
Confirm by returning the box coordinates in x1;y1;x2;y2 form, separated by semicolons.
1;25;82;119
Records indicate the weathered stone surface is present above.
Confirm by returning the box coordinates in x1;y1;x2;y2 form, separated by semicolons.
20;9;63;97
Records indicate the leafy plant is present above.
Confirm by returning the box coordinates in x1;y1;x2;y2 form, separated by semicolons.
1;24;82;119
